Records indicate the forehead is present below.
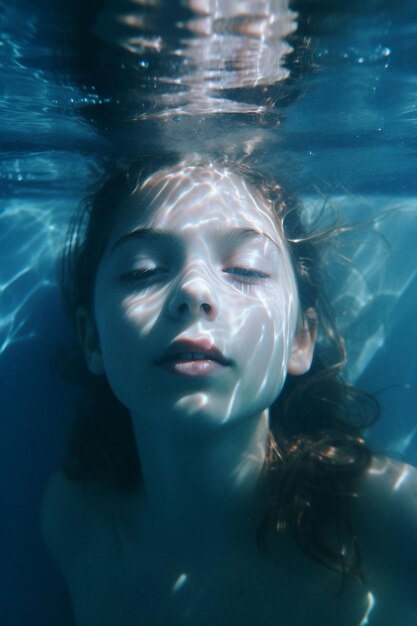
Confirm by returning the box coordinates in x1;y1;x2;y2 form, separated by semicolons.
114;164;282;241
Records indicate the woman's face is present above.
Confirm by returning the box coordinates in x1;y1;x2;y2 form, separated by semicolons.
85;164;312;428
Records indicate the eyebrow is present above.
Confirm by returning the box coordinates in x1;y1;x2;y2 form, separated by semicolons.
111;227;172;255
111;226;282;255
219;227;282;251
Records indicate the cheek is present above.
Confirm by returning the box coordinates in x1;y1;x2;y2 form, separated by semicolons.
97;285;167;348
96;319;143;409
121;289;168;336
235;290;298;406
240;289;296;359
93;294;163;408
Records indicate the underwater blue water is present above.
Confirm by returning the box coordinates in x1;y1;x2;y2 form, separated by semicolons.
1;1;417;624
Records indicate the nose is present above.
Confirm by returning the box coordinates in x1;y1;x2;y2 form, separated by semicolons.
167;266;219;321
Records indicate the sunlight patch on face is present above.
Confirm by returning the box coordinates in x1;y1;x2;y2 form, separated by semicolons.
141;162;282;239
223;380;242;423
122;299;160;336
141;174;174;206
122;278;174;337
175;392;209;416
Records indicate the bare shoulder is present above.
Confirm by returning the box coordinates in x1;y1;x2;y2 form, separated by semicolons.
352;454;417;606
41;472;150;625
353;454;417;547
354;454;417;510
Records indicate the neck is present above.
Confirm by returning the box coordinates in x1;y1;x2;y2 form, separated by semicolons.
131;409;270;552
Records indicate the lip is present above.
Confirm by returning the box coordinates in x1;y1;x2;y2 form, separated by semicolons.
156;339;231;376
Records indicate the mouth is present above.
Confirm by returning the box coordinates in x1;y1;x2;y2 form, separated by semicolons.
156;339;231;377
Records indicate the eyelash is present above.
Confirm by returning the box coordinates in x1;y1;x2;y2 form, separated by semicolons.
223;267;271;286
121;267;271;289
122;268;168;285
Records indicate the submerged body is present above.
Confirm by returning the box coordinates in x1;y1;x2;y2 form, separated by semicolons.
42;162;417;625
43;457;417;626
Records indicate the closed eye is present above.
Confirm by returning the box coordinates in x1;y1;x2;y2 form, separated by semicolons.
121;267;169;287
223;267;271;284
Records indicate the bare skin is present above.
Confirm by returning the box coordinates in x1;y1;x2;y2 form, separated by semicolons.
42;165;417;625
41;456;417;626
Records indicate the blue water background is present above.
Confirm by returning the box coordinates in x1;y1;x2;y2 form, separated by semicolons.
1;1;417;624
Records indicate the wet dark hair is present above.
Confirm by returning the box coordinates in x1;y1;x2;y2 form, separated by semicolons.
60;155;377;581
